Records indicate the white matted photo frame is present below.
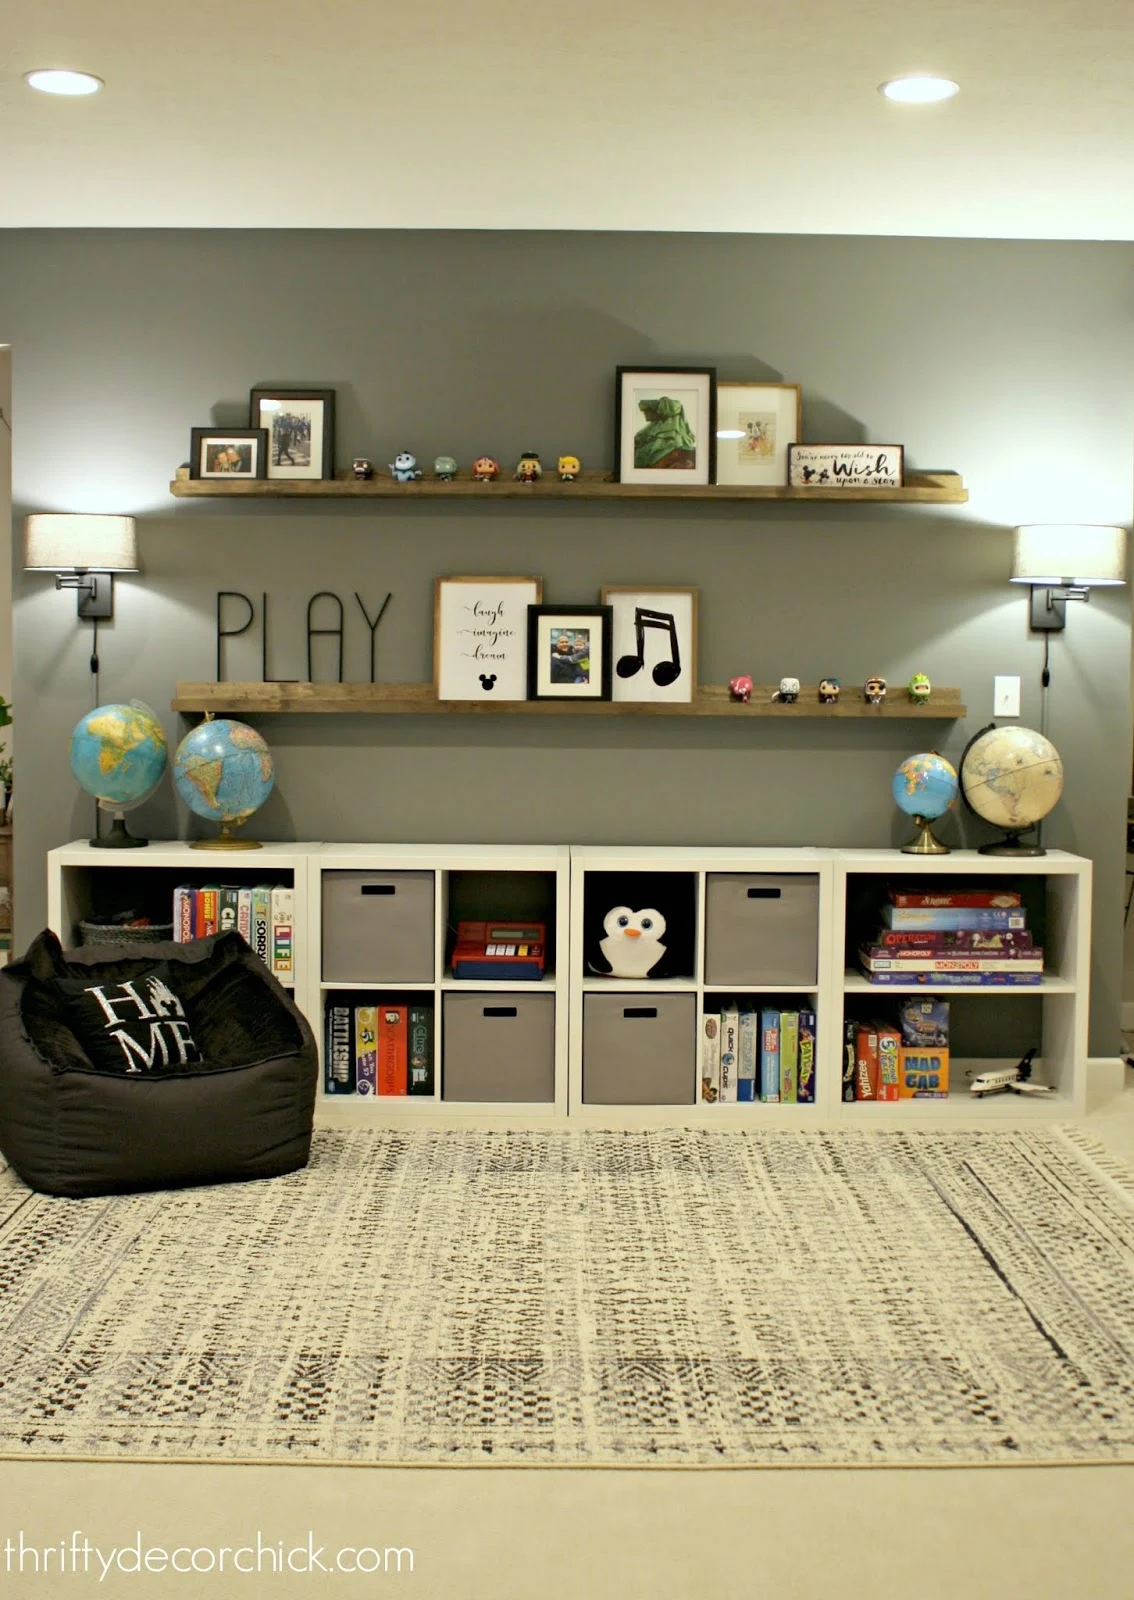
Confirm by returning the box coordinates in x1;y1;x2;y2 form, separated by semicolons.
714;383;802;487
188;427;268;481
249;387;335;480
527;606;613;701
601;587;698;704
615;367;716;486
434;576;543;701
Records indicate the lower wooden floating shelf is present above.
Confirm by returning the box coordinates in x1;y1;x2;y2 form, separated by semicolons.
173;682;967;718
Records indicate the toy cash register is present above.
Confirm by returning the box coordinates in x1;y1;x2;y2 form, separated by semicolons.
451;921;546;981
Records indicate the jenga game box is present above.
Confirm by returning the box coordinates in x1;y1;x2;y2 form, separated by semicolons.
898;999;949;1097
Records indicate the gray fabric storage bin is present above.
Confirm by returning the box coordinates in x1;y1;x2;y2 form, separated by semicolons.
442;991;555;1102
583;992;696;1104
322;870;435;984
704;873;819;986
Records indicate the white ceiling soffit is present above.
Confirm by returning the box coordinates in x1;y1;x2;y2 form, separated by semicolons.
2;0;1134;237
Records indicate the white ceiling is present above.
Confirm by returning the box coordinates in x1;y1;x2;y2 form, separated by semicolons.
3;0;1134;237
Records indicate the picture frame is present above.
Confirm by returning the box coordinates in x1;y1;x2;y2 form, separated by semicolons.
188;427;268;481
615;367;716;486
434;576;543;701
788;444;904;489
714;383;802;487
600;586;698;704
249;388;335;480
527;606;613;702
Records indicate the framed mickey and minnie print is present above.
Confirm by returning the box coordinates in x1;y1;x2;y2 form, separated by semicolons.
714;382;802;487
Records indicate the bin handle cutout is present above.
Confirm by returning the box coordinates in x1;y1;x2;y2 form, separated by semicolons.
361;884;396;896
747;886;782;899
483;1006;517;1018
623;1006;658;1019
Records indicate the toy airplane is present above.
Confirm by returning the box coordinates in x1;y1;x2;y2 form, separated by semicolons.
969;1048;1054;1097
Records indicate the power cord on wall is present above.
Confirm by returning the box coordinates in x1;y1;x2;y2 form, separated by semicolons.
90;619;101;840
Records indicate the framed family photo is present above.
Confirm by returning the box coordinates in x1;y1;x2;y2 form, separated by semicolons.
528;606;613;701
615;367;716;486
601;586;698;704
249;387;335;480
188;427;268;481
714;382;802;487
434;575;542;701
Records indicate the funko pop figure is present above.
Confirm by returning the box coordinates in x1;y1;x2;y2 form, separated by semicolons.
558;454;581;481
472;456;500;482
389;451;422;482
433;455;458;481
908;672;932;703
864;675;887;706
514;452;542;483
776;677;801;704
352;457;374;480
729;674;754;703
818;677;840;704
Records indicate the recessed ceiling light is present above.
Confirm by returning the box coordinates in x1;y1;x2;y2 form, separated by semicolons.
880;75;958;104
24;69;103;97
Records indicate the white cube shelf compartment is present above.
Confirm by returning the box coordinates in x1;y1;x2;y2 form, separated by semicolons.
46;839;310;991
45;843;1091;1126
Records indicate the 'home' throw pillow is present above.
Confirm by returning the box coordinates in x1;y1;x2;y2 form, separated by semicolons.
53;963;204;1075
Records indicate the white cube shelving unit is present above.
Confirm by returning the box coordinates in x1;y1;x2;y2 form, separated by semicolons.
568;846;837;1124
309;844;571;1119
832;848;1090;1123
44;841;1091;1126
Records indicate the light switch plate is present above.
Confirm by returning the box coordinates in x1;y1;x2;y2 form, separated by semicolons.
994;675;1021;718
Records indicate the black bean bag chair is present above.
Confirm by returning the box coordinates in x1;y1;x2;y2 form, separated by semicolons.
0;929;317;1197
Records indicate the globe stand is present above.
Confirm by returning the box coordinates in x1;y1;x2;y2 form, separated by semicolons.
90;813;148;849
978;829;1045;858
190;820;262;851
901;816;950;856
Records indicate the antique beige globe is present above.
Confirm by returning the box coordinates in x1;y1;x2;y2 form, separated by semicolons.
960;724;1064;856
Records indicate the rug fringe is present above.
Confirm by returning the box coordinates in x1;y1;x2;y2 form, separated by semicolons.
1055;1126;1134;1210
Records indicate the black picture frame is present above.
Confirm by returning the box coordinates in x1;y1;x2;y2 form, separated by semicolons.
189;427;269;481
527;605;613;701
249;387;336;480
614;366;717;486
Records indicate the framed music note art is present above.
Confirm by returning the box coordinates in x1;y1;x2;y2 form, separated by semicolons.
601;587;698;704
527;606;613;701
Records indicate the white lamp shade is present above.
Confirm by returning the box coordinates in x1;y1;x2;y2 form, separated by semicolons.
1011;524;1127;587
23;514;138;573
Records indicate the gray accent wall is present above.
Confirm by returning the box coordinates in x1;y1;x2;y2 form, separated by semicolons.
1;231;1131;1052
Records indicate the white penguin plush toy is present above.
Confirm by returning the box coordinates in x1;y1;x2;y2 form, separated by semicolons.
600;906;668;979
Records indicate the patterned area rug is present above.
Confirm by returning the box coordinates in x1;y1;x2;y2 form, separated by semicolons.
2;1127;1134;1468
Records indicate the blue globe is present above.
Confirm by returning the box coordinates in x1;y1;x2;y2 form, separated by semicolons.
70;702;168;807
173;718;275;829
892;753;959;821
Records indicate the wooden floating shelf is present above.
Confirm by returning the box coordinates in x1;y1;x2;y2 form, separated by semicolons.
173;682;967;718
169;466;967;504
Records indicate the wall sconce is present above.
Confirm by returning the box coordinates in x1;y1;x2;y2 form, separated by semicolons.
1010;524;1127;631
23;513;138;619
